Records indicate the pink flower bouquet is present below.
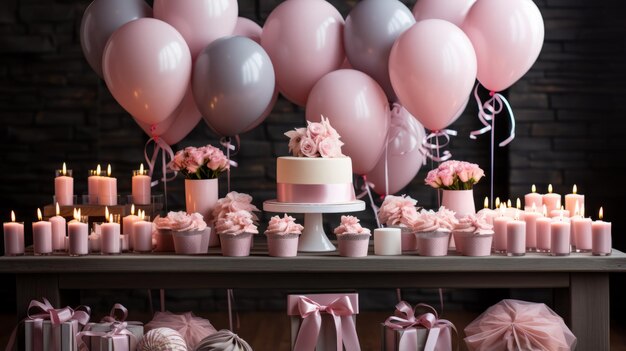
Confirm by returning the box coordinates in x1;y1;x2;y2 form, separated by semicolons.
425;160;484;190
168;144;229;179
284;116;344;158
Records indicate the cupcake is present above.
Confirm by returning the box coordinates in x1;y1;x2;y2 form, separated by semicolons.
453;214;494;256
154;211;209;254
378;195;419;251
215;210;258;257
264;214;303;257
334;215;371;257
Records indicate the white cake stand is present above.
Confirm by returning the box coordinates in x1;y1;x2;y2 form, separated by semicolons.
263;200;366;252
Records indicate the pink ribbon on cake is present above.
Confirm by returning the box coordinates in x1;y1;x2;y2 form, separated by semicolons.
294;296;361;351
384;302;457;351
76;321;137;351
277;183;356;203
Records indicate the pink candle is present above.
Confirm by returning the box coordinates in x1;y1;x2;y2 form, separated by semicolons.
506;212;526;256
98;164;117;206
120;234;129;252
572;216;592;252
54;163;74;206
49;203;66;252
133;212;153;253
68;209;88;256
87;165;101;204
101;211;120;255
522;206;541;251
542;184;561;213
122;204;139;250
3;211;24;256
524;184;543;209
550;215;570;256
493;206;511;253
132;163;151;205
564;185;584;218
592;207;611;256
477;197;496;225
550;207;570;218
32;208;52;255
89;233;101;253
536;216;551;253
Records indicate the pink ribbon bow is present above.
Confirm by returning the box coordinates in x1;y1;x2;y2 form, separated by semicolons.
100;303;129;324
384;302;457;351
294;296;361;351
77;321;137;351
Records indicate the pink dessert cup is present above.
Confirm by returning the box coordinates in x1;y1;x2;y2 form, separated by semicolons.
219;232;253;257
416;231;450;257
452;230;472;254
463;233;493;257
392;226;418;252
172;230;205;255
266;233;299;257
155;229;175;252
337;233;371;257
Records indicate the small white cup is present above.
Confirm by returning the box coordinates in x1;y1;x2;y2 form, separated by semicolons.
374;228;402;256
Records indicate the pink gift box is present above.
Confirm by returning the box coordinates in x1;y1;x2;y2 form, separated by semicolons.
25;319;80;351
287;293;361;351
382;302;455;351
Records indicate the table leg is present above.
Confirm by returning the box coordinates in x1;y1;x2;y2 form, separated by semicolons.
16;274;60;320
570;272;609;351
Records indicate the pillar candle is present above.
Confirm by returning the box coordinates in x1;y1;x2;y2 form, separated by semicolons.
564;185;584;218
550;215;570;256
550;207;570;218
476;197;496;225
543;184;561;213
493;206;511;253
87;165;101;204
120;234;129;252
89;233;101;253
522;206;541;251
133;213;153;253
572;216;592;253
49;202;66;252
98;164;117;206
101;211;120;255
506;212;526;256
3;211;24;256
122;204;139;250
32;208;52;256
54;163;74;206
592;207;611;256
536;215;552;253
524;184;543;210
374;228;401;255
68;209;88;256
132;163;151;205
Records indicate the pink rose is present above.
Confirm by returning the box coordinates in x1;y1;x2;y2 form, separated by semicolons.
215;210;258;235
285;128;306;157
307;121;327;139
318;137;344;158
438;167;455;187
299;137;318;158
378;195;419;227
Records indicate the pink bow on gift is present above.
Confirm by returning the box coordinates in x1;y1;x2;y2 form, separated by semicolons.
101;303;129;323
384;302;457;351
77;321;138;351
294;295;361;351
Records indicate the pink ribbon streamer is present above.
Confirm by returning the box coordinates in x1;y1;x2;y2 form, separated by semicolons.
144;132;177;212
469;84;516;147
219;136;240;193
294;296;361;351
76;321;137;351
421;129;458;162
384;302;458;351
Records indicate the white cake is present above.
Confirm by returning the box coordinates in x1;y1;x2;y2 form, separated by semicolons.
276;156;355;203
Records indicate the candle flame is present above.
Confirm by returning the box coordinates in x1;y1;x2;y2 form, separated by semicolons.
531;184;536;193
78;209;81;220
105;206;109;221
507;199;512;208
131;204;135;216
107;164;111;177
561;205;564;211
575;201;580;217
37;208;42;221
109;214;114;223
139;209;144;221
139;163;144;174
484;197;489;209
573;184;577;194
542;204;547;217
495;197;501;208
56;202;60;216
11;211;15;222
96;164;101;175
516;198;521;210
599;207;603;220
62;162;67;176
548;184;553;194
73;208;79;221
499;203;506;215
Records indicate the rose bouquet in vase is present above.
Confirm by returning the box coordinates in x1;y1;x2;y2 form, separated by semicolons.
425;160;485;218
378;195;420;252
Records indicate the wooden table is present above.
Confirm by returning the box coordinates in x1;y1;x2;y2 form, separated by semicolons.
1;247;625;350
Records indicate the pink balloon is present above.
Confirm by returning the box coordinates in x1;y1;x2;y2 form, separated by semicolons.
154;0;238;60
389;19;476;131
261;0;345;107
462;0;544;92
367;105;426;196
233;17;262;44
412;0;475;27
306;69;390;175
103;18;192;126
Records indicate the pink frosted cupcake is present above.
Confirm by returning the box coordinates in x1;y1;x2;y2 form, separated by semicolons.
215;210;258;257
265;214;303;257
453;214;493;256
334;216;371;257
378;195;419;252
154;211;209;254
211;191;260;248
413;208;456;256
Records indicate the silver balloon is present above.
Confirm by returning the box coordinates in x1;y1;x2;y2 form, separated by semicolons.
344;0;415;101
193;36;276;137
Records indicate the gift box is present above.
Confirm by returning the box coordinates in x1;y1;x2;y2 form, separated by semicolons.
287;293;361;351
145;311;217;349
464;299;577;351
79;303;143;351
381;302;455;351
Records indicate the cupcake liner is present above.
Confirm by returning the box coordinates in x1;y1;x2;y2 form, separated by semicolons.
337;233;370;257
416;231;450;256
219;232;253;257
266;233;300;257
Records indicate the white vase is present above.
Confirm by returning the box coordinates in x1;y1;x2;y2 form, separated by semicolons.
185;179;219;247
441;189;476;218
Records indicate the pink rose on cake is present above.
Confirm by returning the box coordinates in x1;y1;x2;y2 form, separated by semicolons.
264;214;304;236
169;144;229;179
214;210;259;235
334;216;371;235
425;160;484;190
154;211;207;232
284;115;344;158
378;195;419;228
212;191;260;222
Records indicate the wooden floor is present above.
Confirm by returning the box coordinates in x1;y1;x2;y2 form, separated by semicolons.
2;311;624;350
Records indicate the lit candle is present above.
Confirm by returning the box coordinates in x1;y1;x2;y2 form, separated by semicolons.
543;184;561;214
493;204;512;253
122;204;139;251
550;212;570;256
507;210;526;256
524;184;543;210
572;206;592;253
101;207;121;255
495;197;501;209
477;197;496;225
522;203;541;252
54;162;74;206
98;164;117;206
87;165;102;204
564;184;584;218
374;228;401;256
3;211;24;256
592;207;611;256
68;209;88;256
550;206;570;218
49;202;66;252
536;205;551;253
32;208;52;256
132;163;151;205
504;199;517;218
133;210;153;253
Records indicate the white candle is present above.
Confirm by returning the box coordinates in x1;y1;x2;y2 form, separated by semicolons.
493;205;511;253
133;210;153;253
54;162;74;206
564;185;584;218
49;202;66;252
543;184;561;214
98;164;117;206
101;207;120;255
522;204;541;251
374;228;401;256
32;208;52;255
507;211;526;256
87;165;101;204
3;211;24;256
592;207;611;256
524;184;543;210
550;213;570;256
68;209;88;256
132;163;151;205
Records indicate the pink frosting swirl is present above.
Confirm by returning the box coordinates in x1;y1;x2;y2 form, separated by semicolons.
455;214;493;234
378;195;419;227
265;214;304;235
154;211;207;232
436;206;459;231
215;210;258;235
412;210;440;232
334;215;371;235
211;191;259;223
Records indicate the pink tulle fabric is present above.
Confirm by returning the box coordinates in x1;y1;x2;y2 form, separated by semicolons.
464;299;577;351
146;311;217;350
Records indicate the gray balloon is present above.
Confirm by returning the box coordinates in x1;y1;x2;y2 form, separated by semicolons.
344;0;415;102
80;0;152;78
193;36;276;137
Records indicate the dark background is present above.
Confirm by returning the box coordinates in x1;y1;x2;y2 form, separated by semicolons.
0;0;625;338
